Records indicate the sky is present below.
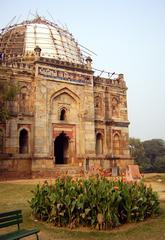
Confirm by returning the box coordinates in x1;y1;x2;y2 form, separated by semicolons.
0;0;165;141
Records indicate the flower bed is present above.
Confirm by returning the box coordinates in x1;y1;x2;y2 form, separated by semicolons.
29;176;160;229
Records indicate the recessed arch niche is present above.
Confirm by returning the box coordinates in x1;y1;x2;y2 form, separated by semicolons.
50;88;80;122
19;128;29;154
96;132;103;155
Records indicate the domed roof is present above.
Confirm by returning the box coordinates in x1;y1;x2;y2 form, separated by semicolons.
0;17;84;64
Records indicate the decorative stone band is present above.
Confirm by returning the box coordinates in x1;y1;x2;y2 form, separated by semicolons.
96;120;130;127
38;67;92;85
114;121;130;127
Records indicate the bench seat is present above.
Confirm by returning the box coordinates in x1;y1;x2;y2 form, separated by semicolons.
0;228;40;240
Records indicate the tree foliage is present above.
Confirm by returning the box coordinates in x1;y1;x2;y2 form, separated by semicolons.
143;139;165;164
129;138;145;162
0;81;19;122
129;138;165;173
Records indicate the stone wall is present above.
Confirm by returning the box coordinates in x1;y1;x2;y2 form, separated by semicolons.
94;74;131;160
0;157;32;180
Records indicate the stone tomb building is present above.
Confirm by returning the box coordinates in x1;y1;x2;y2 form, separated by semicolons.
0;17;133;178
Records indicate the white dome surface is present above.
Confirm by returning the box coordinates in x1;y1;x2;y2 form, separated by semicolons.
0;17;84;64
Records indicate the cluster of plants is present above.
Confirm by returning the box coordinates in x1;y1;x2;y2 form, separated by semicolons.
29;176;160;229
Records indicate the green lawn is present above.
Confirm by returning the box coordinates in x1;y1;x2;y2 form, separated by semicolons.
0;175;165;240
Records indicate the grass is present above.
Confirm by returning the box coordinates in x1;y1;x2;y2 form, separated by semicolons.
0;174;165;240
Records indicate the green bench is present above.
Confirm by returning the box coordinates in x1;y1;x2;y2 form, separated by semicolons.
0;210;40;240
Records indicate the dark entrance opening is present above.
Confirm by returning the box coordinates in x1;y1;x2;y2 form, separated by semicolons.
54;132;69;164
19;129;28;154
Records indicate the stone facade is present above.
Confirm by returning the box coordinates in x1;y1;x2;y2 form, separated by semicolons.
0;17;133;179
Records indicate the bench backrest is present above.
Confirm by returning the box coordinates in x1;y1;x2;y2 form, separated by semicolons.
0;210;23;229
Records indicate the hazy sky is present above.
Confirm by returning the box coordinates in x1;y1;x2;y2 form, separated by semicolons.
0;0;165;141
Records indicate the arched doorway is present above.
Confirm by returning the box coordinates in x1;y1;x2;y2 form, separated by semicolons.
54;132;69;164
19;129;28;154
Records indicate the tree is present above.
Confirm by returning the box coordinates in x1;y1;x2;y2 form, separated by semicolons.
129;137;150;172
129;138;145;163
143;139;165;172
129;138;165;173
143;139;165;164
0;80;19;122
153;156;165;173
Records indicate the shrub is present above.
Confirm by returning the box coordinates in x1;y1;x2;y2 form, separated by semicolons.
29;176;160;229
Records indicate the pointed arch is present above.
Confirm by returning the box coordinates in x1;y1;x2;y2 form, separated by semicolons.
54;132;69;164
60;108;67;120
19;128;29;154
113;133;120;155
19;86;28;112
95;96;102;108
50;87;80;121
50;87;80;104
112;96;119;106
96;132;103;155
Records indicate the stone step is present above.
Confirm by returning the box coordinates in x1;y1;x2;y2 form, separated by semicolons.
53;164;83;175
32;164;84;178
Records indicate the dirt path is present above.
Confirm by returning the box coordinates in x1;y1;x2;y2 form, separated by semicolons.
148;182;165;200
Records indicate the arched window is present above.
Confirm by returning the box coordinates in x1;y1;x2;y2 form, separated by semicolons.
112;97;119;116
96;133;103;155
19;87;28;112
60;109;66;121
113;134;120;155
0;129;4;153
19;129;29;154
95;96;101;108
